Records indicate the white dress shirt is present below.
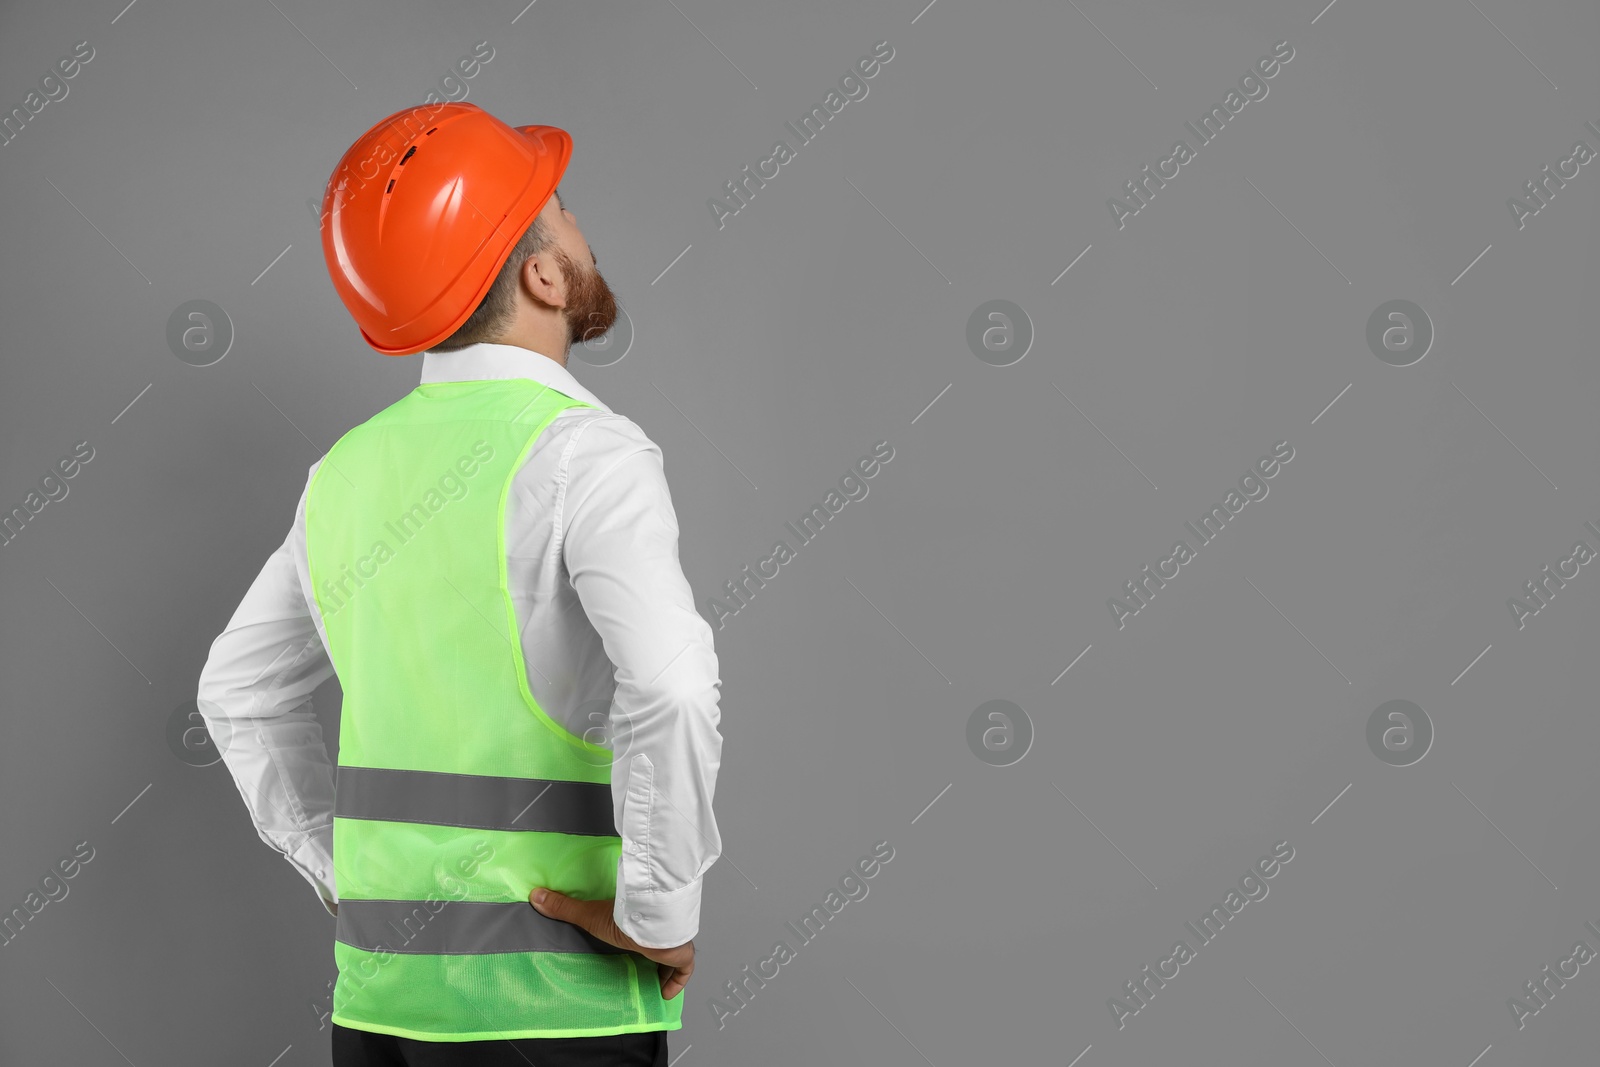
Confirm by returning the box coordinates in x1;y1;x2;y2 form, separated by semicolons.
195;341;723;949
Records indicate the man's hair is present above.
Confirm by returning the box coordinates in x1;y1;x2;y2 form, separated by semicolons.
430;213;555;351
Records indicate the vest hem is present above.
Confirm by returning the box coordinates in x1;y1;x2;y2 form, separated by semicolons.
329;1012;682;1042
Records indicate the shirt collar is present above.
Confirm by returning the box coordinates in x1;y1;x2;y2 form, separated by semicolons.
417;341;611;413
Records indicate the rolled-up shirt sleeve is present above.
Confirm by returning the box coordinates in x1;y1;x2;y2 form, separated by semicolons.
559;417;724;949
196;467;340;918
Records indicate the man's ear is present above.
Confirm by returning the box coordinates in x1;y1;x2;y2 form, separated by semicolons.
519;253;564;311
521;254;560;308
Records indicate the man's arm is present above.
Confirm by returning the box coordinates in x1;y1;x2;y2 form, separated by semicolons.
559;416;724;950
196;467;340;917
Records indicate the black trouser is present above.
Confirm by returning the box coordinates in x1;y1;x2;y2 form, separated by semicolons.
331;1023;669;1066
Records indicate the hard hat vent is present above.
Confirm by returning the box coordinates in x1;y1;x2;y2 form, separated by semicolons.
384;141;428;196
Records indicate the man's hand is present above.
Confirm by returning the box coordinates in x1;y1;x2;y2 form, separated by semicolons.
530;888;695;1000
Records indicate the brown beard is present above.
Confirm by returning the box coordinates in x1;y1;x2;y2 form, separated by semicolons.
553;245;619;348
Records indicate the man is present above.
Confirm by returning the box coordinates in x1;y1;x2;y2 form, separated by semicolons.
196;102;723;1066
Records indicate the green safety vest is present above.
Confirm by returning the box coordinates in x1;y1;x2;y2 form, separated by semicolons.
305;377;682;1041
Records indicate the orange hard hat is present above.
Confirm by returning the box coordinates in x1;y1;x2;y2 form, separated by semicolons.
319;101;572;356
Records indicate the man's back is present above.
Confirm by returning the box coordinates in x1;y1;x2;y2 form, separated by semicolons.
197;343;723;1043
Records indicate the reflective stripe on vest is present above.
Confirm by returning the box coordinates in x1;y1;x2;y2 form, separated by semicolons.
334;766;616;836
337;899;627;955
305;378;682;1041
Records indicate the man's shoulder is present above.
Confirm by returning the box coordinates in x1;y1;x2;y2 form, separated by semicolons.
549;404;662;462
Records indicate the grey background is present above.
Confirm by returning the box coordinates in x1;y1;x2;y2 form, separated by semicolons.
1;0;1597;1064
